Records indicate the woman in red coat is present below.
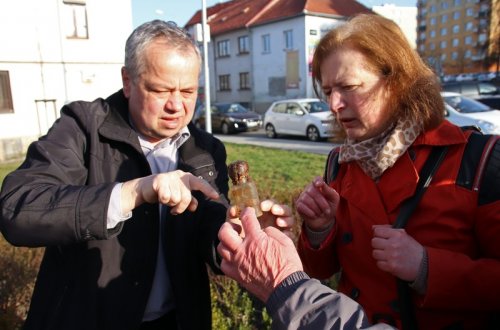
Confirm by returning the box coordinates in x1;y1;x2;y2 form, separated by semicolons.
296;14;500;330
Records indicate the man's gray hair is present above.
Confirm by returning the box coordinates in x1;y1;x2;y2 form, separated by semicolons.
124;20;201;80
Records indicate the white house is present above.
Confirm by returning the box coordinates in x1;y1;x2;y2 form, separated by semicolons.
0;0;132;162
185;0;373;113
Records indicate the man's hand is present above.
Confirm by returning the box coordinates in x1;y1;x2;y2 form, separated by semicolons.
218;207;303;302
121;170;219;215
296;176;339;232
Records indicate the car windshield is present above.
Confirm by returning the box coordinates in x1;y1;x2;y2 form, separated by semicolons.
218;104;248;114
443;95;492;113
299;101;329;113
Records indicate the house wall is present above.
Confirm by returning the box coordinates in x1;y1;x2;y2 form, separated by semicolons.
0;0;132;162
210;29;254;106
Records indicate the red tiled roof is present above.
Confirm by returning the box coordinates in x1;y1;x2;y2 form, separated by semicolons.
185;0;373;36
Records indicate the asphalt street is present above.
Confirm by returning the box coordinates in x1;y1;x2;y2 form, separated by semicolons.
213;128;339;155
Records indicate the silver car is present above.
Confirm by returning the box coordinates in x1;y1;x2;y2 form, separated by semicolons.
263;98;334;141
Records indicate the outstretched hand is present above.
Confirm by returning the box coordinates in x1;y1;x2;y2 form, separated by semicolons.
218;207;303;302
121;170;219;215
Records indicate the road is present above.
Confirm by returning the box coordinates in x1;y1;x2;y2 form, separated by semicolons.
213;128;339;155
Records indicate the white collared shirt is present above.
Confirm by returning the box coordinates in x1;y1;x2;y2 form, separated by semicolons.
106;126;191;321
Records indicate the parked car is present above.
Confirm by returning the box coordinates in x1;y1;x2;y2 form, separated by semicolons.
442;81;500;109
441;92;500;134
193;102;262;134
263;98;334;141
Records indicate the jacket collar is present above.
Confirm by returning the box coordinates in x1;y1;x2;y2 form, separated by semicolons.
98;90;143;155
339;120;467;219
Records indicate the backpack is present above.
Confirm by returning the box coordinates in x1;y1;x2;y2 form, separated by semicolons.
324;129;500;204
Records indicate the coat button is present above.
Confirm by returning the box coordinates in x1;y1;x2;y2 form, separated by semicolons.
342;232;353;244
198;175;203;179
208;171;214;176
350;287;360;300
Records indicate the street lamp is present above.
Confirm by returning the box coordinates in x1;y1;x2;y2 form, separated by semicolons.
201;0;212;133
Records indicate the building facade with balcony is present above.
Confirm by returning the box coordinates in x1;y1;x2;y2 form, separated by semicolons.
0;0;132;162
185;0;373;114
416;0;499;75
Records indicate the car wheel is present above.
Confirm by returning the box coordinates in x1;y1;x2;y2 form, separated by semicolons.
265;124;277;138
221;122;230;135
307;126;320;141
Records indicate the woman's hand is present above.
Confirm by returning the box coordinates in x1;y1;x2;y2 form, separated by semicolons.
296;176;339;232
371;225;424;282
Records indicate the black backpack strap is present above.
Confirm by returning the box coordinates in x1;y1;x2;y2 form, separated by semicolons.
393;145;449;330
456;131;500;205
456;131;491;190
324;147;341;184
477;135;500;205
393;146;449;229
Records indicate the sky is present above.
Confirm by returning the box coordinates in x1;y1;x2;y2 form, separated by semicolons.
131;0;417;28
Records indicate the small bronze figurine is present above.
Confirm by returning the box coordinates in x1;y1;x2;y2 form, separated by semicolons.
228;160;262;217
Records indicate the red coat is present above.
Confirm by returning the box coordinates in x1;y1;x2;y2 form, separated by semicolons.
298;121;500;329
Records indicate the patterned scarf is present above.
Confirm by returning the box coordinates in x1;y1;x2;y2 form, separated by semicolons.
338;118;421;180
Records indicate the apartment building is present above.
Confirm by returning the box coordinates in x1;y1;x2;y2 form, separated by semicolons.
416;0;499;75
0;0;132;161
372;4;418;49
185;0;372;113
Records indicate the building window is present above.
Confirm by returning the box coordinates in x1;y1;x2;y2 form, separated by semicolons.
465;35;473;45
419;32;426;40
63;1;88;39
440;40;447;49
419;44;425;52
454;0;461;5
452;51;458;60
465;21;474;31
219;74;230;91
284;30;293;50
217;40;230;57
441;28;447;36
465;50;472;58
441;1;448;9
238;35;250;54
440;53;447;61
452;25;460;33
0;71;14;113
453;11;460;19
452;38;459;47
441;14;448;23
430;5;437;13
430;17;437;25
239;72;250;90
430;42;435;50
262;34;270;53
466;7;474;16
430;30;436;38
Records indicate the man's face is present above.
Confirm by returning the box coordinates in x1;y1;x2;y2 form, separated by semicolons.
122;40;200;143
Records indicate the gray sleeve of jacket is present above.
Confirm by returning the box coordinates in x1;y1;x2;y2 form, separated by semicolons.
266;272;395;330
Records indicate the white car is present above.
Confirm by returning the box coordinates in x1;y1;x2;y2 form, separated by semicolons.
263;98;334;141
441;92;500;134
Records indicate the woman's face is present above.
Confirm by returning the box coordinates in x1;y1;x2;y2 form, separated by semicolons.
320;46;392;142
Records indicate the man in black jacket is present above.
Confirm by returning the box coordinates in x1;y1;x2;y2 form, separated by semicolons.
1;20;230;330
